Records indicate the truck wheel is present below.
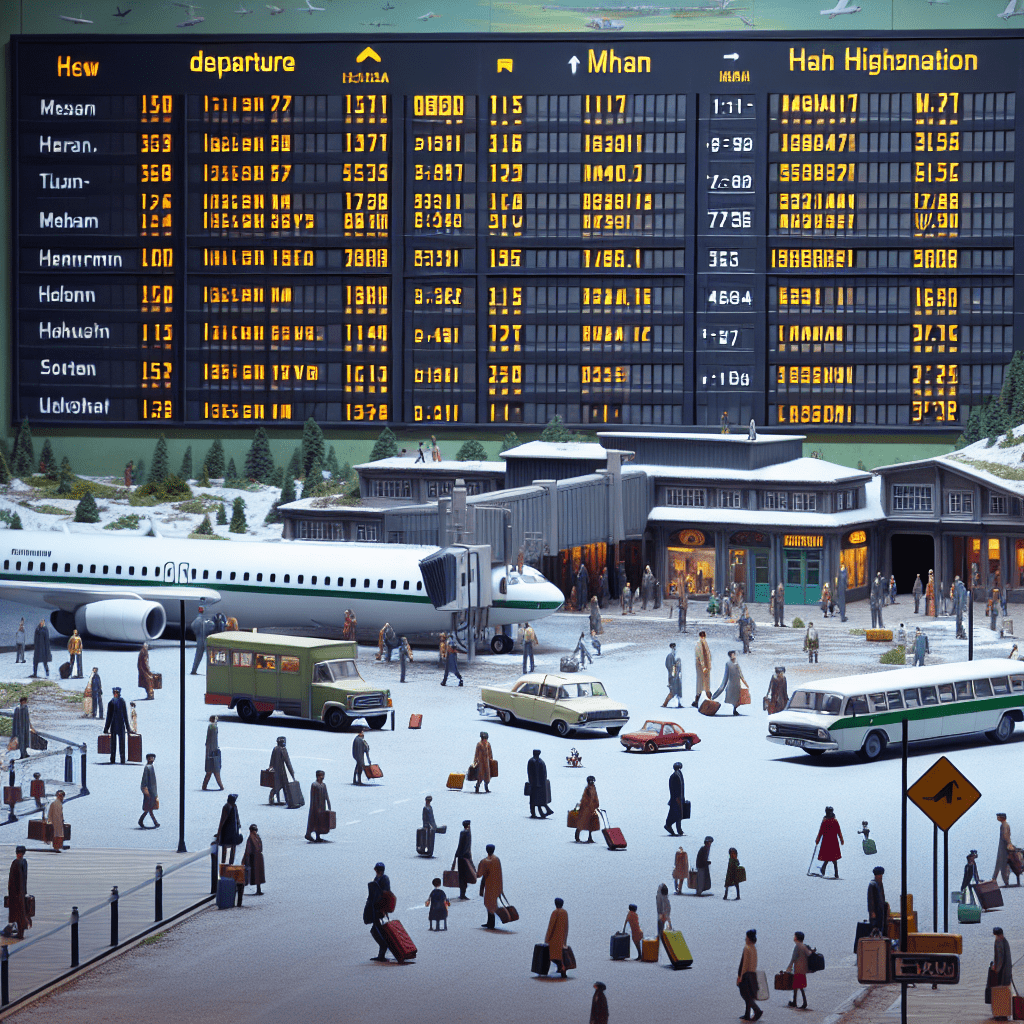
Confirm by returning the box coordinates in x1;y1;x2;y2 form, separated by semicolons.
236;700;257;724
986;714;1015;744
325;708;347;732
366;715;388;730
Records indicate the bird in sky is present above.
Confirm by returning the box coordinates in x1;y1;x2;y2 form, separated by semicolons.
235;3;254;13
266;4;285;13
113;5;132;15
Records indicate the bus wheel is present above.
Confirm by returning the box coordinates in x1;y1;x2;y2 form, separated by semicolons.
236;700;257;724
986;715;1015;744
366;715;388;730
325;708;347;732
859;731;886;761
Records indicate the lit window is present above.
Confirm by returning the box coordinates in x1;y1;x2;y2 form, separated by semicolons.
792;493;816;512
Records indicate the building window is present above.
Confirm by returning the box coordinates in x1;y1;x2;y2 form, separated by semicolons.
465;481;483;495
792;493;816;512
720;490;741;509
666;487;706;508
990;494;1008;515
892;485;933;512
763;492;788;511
356;524;378;541
370;478;411;499
948;491;973;515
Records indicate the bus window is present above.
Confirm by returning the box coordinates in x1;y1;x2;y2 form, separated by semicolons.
919;686;938;706
209;649;228;665
280;656;300;673
903;688;921;708
847;695;869;716
954;681;973;701
975;678;993;697
938;683;955;703
991;677;1010;695
886;691;904;710
255;654;276;671
231;651;253;668
869;693;887;712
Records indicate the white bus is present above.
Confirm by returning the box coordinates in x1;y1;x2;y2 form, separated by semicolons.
766;658;1024;760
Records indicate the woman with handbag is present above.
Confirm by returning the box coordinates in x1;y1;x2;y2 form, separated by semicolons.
575;776;599;844
814;806;844;879
737;928;762;1021
711;650;749;716
786;931;812;1010
202;715;224;791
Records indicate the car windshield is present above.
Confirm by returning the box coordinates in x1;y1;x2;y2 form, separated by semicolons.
314;660;359;682
640;721;660;732
574;682;606;697
789;690;843;715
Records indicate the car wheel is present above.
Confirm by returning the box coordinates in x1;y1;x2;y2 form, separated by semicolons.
986;714;1015;744
807;749;826;758
606;726;622;737
553;720;570;737
644;740;658;753
683;739;692;751
498;710;515;725
324;707;346;731
859;731;886;761
366;715;388;730
236;700;257;724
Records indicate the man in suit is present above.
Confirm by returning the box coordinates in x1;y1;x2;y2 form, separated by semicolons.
190;606;213;675
661;643;682;709
89;667;103;719
365;862;393;961
953;576;968;638
867;866;888;934
870;572;885;629
665;761;686;836
452;820;473;900
103;687;131;764
2;847;30;938
527;749;552;819
31;620;51;678
268;736;295;805
12;697;32;759
352;729;369;785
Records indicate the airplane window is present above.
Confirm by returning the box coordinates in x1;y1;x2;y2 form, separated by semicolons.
324;577;330;586
215;571;222;581
311;576;317;585
103;566;108;575
77;564;83;573
2;561;7;570
129;566;135;576
243;573;249;582
256;573;262;582
64;563;70;572
298;575;304;584
90;565;95;574
270;574;275;583
364;579;370;588
390;580;396;590
116;566;122;575
403;581;409;590
142;567;147;576
15;562;21;571
416;582;422;590
284;574;290;583
377;579;383;589
27;562;33;571
155;567;160;576
202;570;208;580
191;569;196;580
52;563;57;572
351;578;356;587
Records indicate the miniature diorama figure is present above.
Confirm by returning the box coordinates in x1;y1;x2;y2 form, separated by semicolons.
138;642;157;699
661;643;682;709
657;883;672;934
473;731;493;794
677;580;689;633
589;596;602;636
305;770;332;842
576;562;589;609
672;847;689;896
426;877;449;931
31;620;51;678
625;903;643;958
694;836;713;896
912;573;923;614
836;564;848;622
575;775;599;844
89;666;103;719
711;650;749;715
67;628;83;678
738;606;755;654
2;846;31;939
365;862;393;961
912;627;929;666
765;667;788;715
527;749;553;819
543;897;570;977
47;789;66;852
867;866;887;933
139;752;159;829
268;736;296;806
441;641;463;686
692;631;712;708
804;620;820;663
522;622;537;674
217;793;243;863
814;806;844;879
665;761;685;837
12;697;32;759
724;846;742;901
477;843;504;930
398;636;413;682
203;715;224;791
242;824;265;895
869;572;885;629
190;605;214;675
452;820;474;900
129;702;138;734
573;631;593;668
352;729;369;785
773;582;785;627
14;618;25;664
103;686;130;764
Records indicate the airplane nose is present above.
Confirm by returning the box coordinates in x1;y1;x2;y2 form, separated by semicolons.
537;580;565;611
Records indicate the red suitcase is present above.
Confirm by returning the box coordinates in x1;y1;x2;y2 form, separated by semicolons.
128;733;143;763
599;810;627;850
97;734;111;755
1012;993;1024;1021
4;787;22;805
364;764;383;779
382;919;417;962
975;879;1004;910
409;714;422;729
698;699;721;717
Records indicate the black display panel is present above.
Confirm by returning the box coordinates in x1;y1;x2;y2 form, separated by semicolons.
10;34;1022;430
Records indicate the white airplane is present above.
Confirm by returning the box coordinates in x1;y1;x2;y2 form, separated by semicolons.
999;0;1024;19
586;16;625;27
235;3;253;13
418;11;440;19
267;4;285;13
821;0;861;16
58;14;94;23
0;531;563;648
297;0;325;11
178;14;206;25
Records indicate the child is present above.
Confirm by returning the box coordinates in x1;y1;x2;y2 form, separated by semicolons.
426;878;449;931
590;630;602;656
129;702;139;734
724;847;742;900
625;903;643;959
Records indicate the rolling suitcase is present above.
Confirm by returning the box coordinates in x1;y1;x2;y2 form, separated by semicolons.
127;733;143;763
416;827;435;857
856;936;891;983
446;773;465;790
285;779;304;809
216;876;236;910
409;714;422;729
364;764;383;780
976;879;1004;910
260;769;275;788
642;938;659;962
532;943;551;976
958;900;981;924
698;699;721;717
610;931;631;960
382;919;417;962
1012;991;1024;1021
992;986;1012;1020
599;809;627;850
97;734;111;756
660;928;693;969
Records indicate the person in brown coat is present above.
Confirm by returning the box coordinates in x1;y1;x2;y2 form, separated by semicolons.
138;643;157;699
2;847;30;938
242;824;265;895
473;731;493;794
590;982;608;1024
476;843;503;929
672;846;689;896
576;776;599;843
47;789;66;852
305;770;332;843
545;897;570;978
625;903;643;959
692;631;712;707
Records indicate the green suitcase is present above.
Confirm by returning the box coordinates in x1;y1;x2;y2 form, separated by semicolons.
660;928;693;969
957;900;981;924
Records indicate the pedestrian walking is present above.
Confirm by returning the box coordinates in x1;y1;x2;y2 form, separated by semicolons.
12;697;32;759
202;715;224;790
656;883;671;936
522;622;537;673
989;926;1013;1016
575;775;600;844
711;650;749;716
692;631;712;708
912;627;929;666
67;629;83;678
473;731;493;794
398;636;413;682
737;928;762;1021
625;904;643;958
815;806;844;878
477;843;504;930
953;576;968;637
836;564;848;621
724;846;742;900
804;620;820;663
544;897;570;977
305;770;331;842
415;441;426;463
89;667;103;720
440;641;463;686
694;836;713;896
590;629;602;656
738;606;754;654
621;582;632;615
992;812;1016;886
765;666;788;715
990;587;1002;632
139;753;159;829
422;795;439;847
672;846;689;895
786;931;812;1010
242;824;265;895
138;642;157;699
590;981;608;1024
14;619;25;664
912;573;923;614
867;866;887;933
2;847;30;939
870;572;885;629
365;862;393;962
527;749;552;818
589;596;602;636
773;582;785;627
677;581;689;633
217;793;242;863
352;729;369;785
665;761;685;837
961;849;980;905
267;736;295;805
31;620;50;677
190;606;214;675
598;568;610;608
452;820;473;900
661;643;682;709
577;563;590;610
426;877;449;931
889;575;897;606
820;582;831;616
574;631;593;668
47;789;66;852
103;686;130;764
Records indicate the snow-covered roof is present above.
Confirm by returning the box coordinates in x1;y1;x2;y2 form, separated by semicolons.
355;456;505;473
500;441;620;461
639;456;869;486
597;430;804;445
875;436;1024;497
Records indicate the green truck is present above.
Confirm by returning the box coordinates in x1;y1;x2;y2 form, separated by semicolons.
204;632;392;730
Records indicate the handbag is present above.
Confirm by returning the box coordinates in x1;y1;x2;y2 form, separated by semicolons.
755;969;769;1002
381;890;397;914
561;945;576;970
735;865;747;883
524;781;531;796
738;687;751;707
567;804;580;829
496;893;519;923
687;869;698;890
807;950;825;973
467;762;479;782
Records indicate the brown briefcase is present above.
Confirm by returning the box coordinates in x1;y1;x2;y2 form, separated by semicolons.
260;769;275;788
97;734;111;755
220;864;246;885
128;733;143;763
4;787;22;805
151;673;162;690
489;759;498;778
442;869;460;888
322;810;337;832
27;819;51;843
30;779;44;799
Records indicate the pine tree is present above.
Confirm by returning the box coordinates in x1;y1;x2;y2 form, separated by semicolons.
199;463;211;488
12;418;34;477
0;445;10;485
540;414;573;442
204;440;226;479
244;427;276;483
301;417;326;476
194;513;214;536
960;403;985;448
225;457;238;484
9;512;22;530
229;496;247;533
38;439;55;477
326;445;340;477
500;431;521;453
265;472;296;524
56;471;74;496
149;434;170;483
986;398;1008;446
369;426;399;461
74;491;100;523
1003;351;1024;428
303;453;326;497
179;445;193;481
286;446;302;480
135;458;145;485
216;502;228;526
456;439;488;461
271;465;284;488
44;446;60;482
59;455;73;478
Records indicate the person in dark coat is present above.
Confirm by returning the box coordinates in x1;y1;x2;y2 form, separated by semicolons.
12;697;31;759
398;636;413;682
738;607;754;654
103;686;131;764
242;824;265;895
870;572;885;629
365;862;393;961
912;627;929;666
305;770;331;842
139;753;158;829
2;847;30;939
577;563;589;610
961;849;980;905
665;762;686;836
912;573;923;614
590;980;609;1024
953;576;968;638
867;866;887;933
268;736;295;805
677;580;689;633
452;820;473;900
89;667;103;719
138;643;157;699
766;667;789;715
527;749;552;818
992;926;1013;989
31;620;51;677
588;596;602;636
695;836;713;896
661;643;682;709
598;568;610;608
724;847;742;900
352;729;369;785
544;897;569;976
576;776;599;844
426;877;449;930
773;583;785;627
836;564;848;622
217;793;242;864
712;650;748;716
815;806;844;878
202;715;224;791
440;643;463;686
14;619;25;664
190;606;213;675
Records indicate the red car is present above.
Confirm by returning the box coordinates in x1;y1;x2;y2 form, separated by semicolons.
619;720;701;753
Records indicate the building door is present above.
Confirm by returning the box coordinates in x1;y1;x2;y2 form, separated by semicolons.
785;550;821;605
754;552;770;604
729;548;747;600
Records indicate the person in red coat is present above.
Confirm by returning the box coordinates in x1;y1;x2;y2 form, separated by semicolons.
814;806;844;879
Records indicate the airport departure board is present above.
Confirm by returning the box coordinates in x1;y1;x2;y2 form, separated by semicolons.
10;34;1023;431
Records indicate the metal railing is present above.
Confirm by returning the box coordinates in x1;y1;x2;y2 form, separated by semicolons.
0;842;218;1009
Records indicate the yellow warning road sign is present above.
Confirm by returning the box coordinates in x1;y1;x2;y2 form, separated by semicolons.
908;756;981;832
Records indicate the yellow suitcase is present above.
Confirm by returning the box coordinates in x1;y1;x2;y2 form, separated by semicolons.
447;772;465;790
906;932;962;954
866;629;894;642
642;938;660;963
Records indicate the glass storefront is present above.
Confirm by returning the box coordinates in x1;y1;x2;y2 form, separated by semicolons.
841;529;868;590
729;532;770;604
667;529;715;596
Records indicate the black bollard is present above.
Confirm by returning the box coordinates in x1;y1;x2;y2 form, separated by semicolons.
63;747;73;785
391;709;395;731
210;844;218;894
70;906;79;967
1;945;8;1006
155;864;163;922
79;745;88;796
109;886;119;946
6;760;16;824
